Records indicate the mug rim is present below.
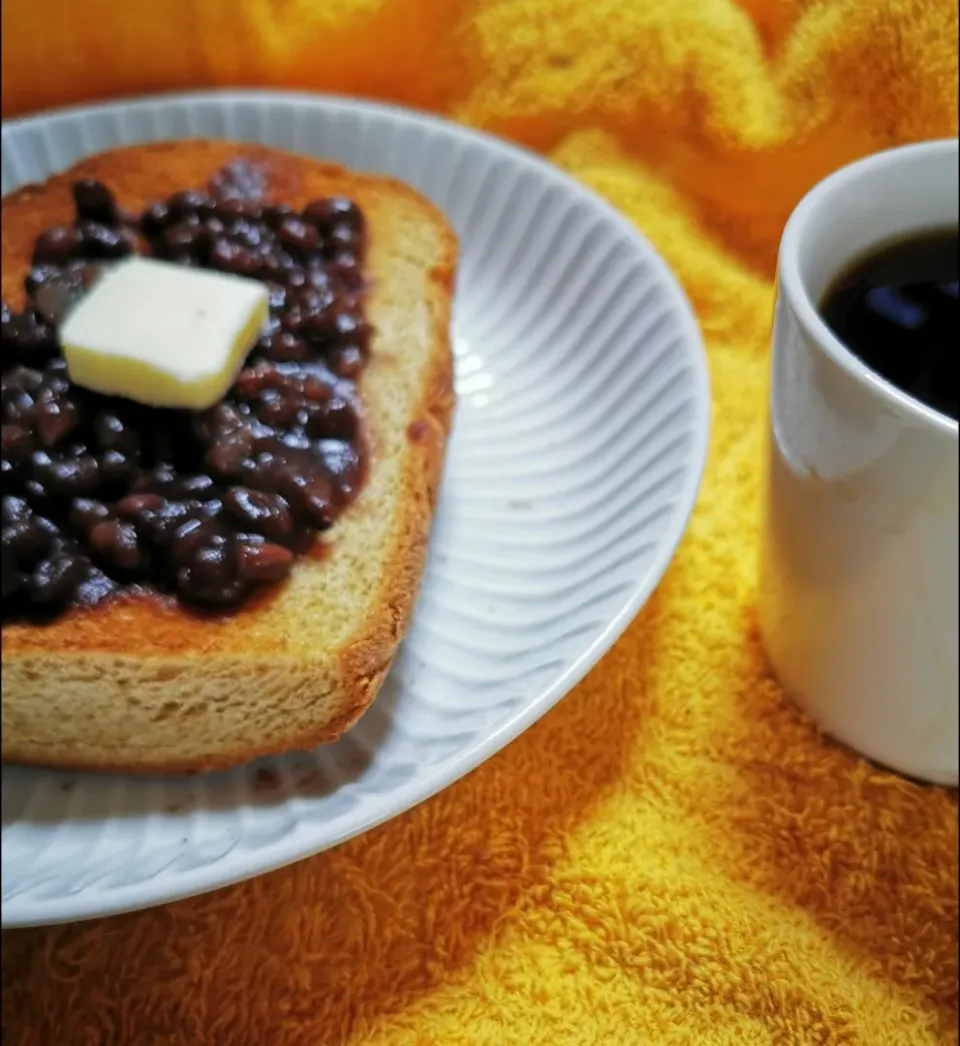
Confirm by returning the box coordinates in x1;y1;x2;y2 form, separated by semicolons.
778;137;959;440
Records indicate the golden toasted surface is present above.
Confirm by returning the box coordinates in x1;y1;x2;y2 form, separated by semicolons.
1;141;457;771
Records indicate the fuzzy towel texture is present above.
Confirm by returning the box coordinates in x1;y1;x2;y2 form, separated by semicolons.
2;2;959;1044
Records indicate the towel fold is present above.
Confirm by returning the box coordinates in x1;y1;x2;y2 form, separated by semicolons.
2;2;957;1043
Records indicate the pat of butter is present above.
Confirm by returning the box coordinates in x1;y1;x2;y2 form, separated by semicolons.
61;256;269;411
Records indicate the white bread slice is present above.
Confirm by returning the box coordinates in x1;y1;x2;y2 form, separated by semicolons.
0;141;457;773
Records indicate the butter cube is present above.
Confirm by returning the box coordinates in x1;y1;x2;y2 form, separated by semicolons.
61;256;269;411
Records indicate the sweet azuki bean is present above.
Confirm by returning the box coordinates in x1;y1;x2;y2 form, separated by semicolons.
73;180;121;225
2;166;369;615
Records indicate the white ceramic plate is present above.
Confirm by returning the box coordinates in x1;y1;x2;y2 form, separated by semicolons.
1;91;710;927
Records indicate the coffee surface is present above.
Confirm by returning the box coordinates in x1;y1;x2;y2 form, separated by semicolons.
820;229;958;420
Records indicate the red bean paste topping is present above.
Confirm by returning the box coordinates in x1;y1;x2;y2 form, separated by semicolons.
1;163;370;616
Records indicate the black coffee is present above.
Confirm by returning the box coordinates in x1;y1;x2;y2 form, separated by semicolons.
820;229;958;420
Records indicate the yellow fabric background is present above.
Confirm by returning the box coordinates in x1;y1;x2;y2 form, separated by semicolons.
2;2;958;1044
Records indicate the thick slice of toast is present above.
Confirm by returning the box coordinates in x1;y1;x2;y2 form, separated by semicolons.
1;141;456;773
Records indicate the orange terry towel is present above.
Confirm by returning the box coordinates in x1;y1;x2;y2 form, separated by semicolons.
2;2;958;1045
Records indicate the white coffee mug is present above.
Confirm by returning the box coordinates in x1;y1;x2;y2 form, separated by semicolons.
759;139;959;785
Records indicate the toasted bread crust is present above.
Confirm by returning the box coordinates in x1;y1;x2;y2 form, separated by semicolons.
1;141;457;773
